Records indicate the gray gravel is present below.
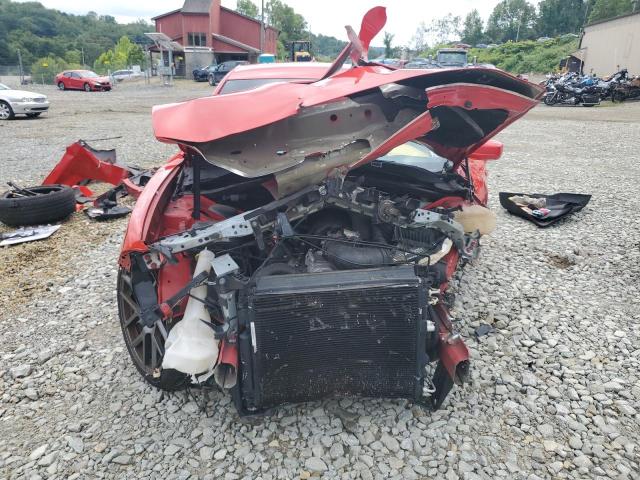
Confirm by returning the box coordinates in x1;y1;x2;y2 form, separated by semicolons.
1;83;639;480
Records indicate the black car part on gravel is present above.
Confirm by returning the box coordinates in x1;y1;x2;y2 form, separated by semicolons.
499;192;591;227
0;184;76;227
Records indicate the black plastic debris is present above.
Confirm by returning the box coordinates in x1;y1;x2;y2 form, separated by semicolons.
84;205;131;220
84;184;131;220
499;192;591;227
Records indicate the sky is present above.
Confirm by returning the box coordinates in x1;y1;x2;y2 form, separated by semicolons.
15;0;542;45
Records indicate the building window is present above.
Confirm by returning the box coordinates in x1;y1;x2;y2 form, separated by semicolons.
188;32;207;47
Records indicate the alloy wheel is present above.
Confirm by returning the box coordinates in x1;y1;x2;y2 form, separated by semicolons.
117;269;167;375
0;102;12;120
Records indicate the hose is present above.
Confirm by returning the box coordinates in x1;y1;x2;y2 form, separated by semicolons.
324;241;393;269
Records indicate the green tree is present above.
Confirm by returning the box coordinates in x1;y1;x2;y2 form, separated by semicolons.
588;0;633;23
486;0;538;43
383;31;394;58
427;14;462;45
236;0;259;18
94;36;145;72
265;0;308;59
31;55;80;84
0;0;151;69
537;0;588;36
461;10;484;45
410;22;428;53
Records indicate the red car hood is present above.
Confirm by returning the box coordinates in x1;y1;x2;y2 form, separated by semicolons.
151;8;542;192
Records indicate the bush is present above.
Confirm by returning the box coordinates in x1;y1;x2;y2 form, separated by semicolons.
469;37;579;74
30;56;82;84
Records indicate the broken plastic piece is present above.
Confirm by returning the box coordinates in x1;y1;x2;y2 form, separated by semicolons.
84;205;132;220
161;249;220;376
0;225;61;246
500;192;591;227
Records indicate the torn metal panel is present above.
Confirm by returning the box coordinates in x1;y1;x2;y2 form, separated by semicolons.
0;225;61;246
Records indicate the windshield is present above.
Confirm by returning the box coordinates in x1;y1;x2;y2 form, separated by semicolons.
437;52;467;65
377;141;447;173
80;71;99;78
219;78;315;95
0;83;9;90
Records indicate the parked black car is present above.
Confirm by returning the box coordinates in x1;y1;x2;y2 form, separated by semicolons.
193;64;218;82
208;61;249;86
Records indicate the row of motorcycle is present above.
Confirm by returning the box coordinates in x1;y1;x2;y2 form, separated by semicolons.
541;68;640;107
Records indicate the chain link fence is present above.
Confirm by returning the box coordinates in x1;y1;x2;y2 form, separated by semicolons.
0;65;34;86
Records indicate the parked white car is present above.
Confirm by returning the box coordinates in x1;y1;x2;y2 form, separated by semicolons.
111;70;143;82
0;83;49;120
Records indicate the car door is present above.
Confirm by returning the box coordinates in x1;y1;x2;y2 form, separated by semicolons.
62;72;73;88
70;72;82;89
214;62;232;83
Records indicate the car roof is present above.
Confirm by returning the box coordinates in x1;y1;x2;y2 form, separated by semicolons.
224;62;333;81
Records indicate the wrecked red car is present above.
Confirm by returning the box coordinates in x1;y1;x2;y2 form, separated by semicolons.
116;7;542;415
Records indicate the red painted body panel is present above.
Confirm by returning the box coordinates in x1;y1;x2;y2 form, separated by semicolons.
152;66;541;171
42;141;132;187
119;154;185;267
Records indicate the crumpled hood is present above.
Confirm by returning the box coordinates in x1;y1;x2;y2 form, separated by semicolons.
151;7;543;194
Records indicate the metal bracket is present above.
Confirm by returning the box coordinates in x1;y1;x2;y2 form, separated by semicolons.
211;254;240;278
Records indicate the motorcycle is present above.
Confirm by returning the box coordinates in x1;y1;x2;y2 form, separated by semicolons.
611;71;640;102
544;74;600;106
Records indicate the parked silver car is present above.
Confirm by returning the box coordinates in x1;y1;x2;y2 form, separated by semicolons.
0;83;49;120
110;70;143;82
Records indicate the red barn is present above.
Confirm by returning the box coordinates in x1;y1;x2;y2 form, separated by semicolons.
152;0;278;76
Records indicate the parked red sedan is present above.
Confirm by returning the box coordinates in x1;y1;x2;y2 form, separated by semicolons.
55;70;112;92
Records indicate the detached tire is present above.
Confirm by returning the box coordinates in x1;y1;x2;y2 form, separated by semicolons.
0;185;76;227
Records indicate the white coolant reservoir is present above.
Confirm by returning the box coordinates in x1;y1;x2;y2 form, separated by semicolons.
162;249;219;377
454;205;497;235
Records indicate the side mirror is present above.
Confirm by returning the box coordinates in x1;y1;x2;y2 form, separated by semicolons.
468;139;503;161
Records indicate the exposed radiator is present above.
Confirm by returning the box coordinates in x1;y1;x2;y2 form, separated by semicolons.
240;266;428;411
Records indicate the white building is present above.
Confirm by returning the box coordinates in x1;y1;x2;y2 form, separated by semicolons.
579;11;640;76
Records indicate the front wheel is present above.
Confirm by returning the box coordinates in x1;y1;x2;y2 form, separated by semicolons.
543;94;556;106
84;83;91;92
208;76;215;86
0;100;14;120
612;91;626;103
117;268;189;391
58;81;65;91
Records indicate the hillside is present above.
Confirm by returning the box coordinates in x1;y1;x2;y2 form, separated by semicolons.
470;36;579;74
0;0;151;67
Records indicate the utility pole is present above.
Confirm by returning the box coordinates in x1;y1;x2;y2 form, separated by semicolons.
260;0;265;54
17;49;24;85
81;47;85;67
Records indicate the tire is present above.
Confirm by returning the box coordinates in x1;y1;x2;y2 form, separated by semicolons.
0;100;14;120
26;113;42;118
543;94;556;106
84;83;91;92
0;185;76;227
117;268;189;391
612;91;626;103
208;76;214;86
58;81;65;91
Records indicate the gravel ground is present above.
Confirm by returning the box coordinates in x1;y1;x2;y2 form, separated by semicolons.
0;82;639;480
